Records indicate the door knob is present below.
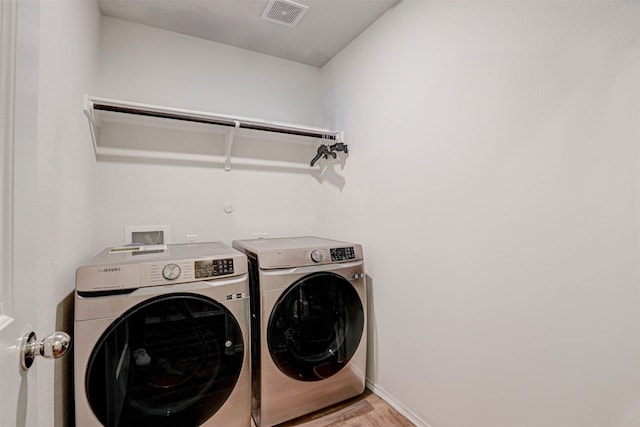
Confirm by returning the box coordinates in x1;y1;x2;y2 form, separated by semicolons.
20;331;71;370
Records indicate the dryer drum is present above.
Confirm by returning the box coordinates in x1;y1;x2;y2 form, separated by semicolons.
267;272;364;381
85;293;244;427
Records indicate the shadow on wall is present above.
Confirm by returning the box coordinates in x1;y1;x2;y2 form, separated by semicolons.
365;274;378;385
313;156;347;191
55;292;75;427
97;122;350;186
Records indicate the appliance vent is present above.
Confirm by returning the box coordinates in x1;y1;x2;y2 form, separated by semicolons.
261;0;309;28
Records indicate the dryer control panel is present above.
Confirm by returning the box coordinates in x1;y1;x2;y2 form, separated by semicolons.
232;237;363;269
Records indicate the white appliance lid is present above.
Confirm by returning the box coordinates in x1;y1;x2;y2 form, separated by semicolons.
232;236;363;269
232;236;354;254
84;242;240;266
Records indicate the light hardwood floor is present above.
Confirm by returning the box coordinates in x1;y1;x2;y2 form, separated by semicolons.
251;389;415;427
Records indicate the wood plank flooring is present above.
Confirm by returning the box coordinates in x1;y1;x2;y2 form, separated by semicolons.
252;389;415;427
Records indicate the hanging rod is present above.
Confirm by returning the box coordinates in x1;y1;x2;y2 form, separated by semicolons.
84;95;342;141
93;103;338;140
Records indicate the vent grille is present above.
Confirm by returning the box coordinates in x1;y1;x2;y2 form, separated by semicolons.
261;0;309;28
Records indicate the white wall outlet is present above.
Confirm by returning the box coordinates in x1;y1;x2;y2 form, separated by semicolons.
185;234;198;244
125;225;170;245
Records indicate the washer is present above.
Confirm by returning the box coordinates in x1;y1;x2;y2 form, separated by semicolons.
232;236;367;427
74;242;251;427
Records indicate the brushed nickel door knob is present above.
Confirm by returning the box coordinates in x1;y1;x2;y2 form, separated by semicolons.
20;331;71;370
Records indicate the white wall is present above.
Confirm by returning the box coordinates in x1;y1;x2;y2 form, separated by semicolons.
35;0;101;425
93;17;330;251
321;1;640;426
34;2;640;426
96;16;326;126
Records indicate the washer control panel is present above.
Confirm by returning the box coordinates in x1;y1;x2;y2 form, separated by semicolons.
194;258;234;278
146;258;235;286
330;247;356;262
76;243;248;293
148;261;194;285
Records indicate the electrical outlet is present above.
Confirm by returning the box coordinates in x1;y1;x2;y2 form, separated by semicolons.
185;234;198;244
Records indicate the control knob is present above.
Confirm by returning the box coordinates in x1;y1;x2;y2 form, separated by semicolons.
162;263;181;280
311;250;323;263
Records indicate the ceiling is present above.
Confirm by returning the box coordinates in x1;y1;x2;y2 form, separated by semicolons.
97;0;400;68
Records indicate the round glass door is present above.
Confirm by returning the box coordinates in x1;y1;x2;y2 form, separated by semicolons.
86;293;244;427
268;272;364;381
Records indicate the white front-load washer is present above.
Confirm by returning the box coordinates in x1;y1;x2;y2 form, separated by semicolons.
74;242;251;427
232;237;367;427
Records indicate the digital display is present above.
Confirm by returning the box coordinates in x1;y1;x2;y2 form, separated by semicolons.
330;247;356;262
194;258;234;278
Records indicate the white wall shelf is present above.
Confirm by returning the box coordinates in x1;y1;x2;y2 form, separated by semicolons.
83;95;344;171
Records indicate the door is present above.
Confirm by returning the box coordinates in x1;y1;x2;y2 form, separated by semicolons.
0;0;43;425
267;272;365;381
83;293;244;427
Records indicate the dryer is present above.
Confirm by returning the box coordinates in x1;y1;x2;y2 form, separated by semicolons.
232;237;367;427
74;242;251;427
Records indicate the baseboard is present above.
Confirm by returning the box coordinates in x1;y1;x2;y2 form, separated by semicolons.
365;380;432;427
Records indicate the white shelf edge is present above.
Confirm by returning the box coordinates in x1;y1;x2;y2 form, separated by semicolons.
84;94;343;171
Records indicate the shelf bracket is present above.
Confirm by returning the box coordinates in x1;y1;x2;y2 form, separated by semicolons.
82;94;101;157
224;120;240;171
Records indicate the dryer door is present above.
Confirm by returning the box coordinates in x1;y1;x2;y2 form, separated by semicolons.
85;293;244;427
268;272;364;381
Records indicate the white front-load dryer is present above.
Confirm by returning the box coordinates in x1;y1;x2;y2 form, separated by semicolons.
74;242;251;427
232;237;367;427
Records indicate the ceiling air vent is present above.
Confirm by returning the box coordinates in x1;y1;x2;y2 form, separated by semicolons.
261;0;309;28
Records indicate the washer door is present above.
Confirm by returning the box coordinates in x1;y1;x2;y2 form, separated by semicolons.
86;293;244;427
268;272;364;381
